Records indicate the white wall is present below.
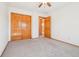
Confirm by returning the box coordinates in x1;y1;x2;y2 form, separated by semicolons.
0;3;9;56
50;3;79;46
9;7;46;41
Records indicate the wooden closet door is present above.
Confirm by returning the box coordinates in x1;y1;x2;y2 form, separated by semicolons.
22;15;31;39
44;16;51;38
11;13;22;41
11;13;31;41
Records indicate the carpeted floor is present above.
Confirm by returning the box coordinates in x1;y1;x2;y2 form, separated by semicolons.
2;37;79;57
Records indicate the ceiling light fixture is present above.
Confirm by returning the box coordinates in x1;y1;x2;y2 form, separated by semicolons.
38;2;51;8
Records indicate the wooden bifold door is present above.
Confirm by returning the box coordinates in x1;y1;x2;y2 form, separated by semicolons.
44;16;51;38
11;13;31;41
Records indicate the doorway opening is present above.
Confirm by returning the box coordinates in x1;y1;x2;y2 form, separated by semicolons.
39;16;51;38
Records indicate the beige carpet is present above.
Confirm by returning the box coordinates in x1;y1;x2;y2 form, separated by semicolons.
2;37;79;57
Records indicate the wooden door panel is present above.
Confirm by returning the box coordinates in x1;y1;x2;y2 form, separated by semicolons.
22;15;31;39
44;16;51;38
11;13;22;41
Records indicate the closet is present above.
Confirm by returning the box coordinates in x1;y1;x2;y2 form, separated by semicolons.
11;13;31;41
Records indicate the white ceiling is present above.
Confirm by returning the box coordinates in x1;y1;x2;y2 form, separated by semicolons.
7;2;69;14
